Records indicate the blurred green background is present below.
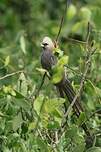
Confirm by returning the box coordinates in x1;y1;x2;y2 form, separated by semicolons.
0;0;101;83
0;0;101;151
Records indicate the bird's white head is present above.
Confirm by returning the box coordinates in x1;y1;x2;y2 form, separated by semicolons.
41;36;54;51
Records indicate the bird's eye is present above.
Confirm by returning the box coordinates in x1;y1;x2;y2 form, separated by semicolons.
43;43;48;46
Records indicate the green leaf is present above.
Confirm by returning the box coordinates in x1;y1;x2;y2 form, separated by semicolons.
74;144;85;152
66;125;78;139
34;96;64;128
53;48;63;57
12;112;23;131
14;90;26;99
2;148;11;152
72;21;83;33
29;122;36;131
67;4;77;20
11;89;16;96
51;65;64;84
86;95;95;110
44;98;65;114
3;85;16;96
0;111;5;117
32;137;49;152
47;120;60;129
4;56;10;66
77;112;86;126
58;55;69;66
52;108;62;118
79;7;91;21
34;95;44;115
20;35;26;54
85;80;96;99
86;80;96;94
14;98;31;110
91;6;101;29
36;68;50;77
95;87;101;97
18;72;28;96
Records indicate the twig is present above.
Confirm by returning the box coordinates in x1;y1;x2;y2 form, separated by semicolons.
37;129;45;140
92;135;96;147
45;131;59;152
89;108;101;118
34;72;46;100
56;0;71;42
64;22;95;118
61;22;91;46
55;131;59;144
46;131;56;144
0;112;9;118
0;54;17;71
0;70;23;80
63;37;87;45
65;65;83;77
80;108;101;126
64;60;90;117
86;22;91;44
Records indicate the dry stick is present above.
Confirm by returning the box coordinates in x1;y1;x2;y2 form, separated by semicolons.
65;65;83;78
45;131;60;152
64;37;87;45
37;129;54;149
64;22;94;118
37;129;44;140
56;0;71;42
64;57;91;118
0;70;23;80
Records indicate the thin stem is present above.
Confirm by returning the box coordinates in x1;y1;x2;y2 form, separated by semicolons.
56;0;71;42
0;70;23;80
64;37;87;45
34;72;46;100
64;22;95;118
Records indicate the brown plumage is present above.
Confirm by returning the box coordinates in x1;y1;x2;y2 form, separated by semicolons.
41;36;92;137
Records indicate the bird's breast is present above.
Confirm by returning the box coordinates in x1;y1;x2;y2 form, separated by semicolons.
41;50;56;71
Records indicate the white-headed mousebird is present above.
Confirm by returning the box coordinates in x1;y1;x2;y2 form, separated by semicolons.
41;36;93;147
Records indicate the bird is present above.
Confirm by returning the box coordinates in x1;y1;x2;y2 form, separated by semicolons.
40;36;93;144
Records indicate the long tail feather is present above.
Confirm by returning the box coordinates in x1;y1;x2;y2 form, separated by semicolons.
57;78;91;136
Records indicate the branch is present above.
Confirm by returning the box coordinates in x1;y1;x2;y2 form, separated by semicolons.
65;65;83;78
61;22;91;46
0;70;23;80
56;0;71;42
89;108;101;118
86;22;91;44
64;22;96;118
62;37;87;45
64;59;90;117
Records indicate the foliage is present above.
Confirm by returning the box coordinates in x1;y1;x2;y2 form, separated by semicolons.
0;0;101;151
